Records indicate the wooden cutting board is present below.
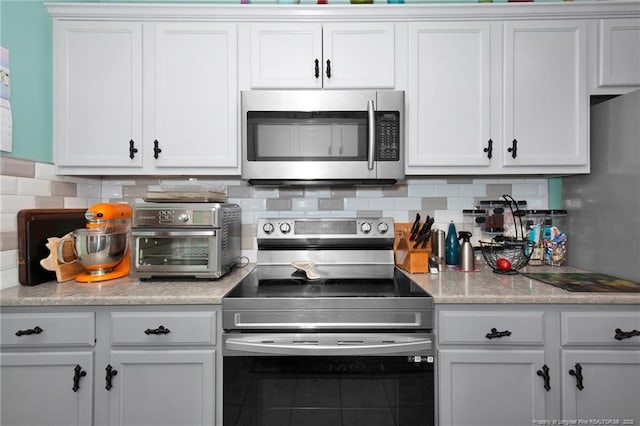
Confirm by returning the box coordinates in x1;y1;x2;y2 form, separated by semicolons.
17;209;87;286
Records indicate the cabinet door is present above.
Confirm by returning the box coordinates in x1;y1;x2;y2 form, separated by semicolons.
439;349;548;426
1;352;93;426
562;350;640;423
151;23;238;169
406;22;493;171
107;350;215;426
598;18;640;87
322;22;395;89
250;23;322;89
503;20;588;169
54;21;143;168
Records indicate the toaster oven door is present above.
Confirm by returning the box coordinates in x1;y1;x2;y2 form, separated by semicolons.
131;229;219;276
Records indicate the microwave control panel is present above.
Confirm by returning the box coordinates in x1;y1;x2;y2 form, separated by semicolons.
376;112;400;161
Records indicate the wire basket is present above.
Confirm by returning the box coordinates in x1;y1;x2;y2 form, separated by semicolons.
480;239;535;274
479;194;534;274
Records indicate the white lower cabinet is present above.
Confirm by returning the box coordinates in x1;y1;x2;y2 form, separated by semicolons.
437;308;550;426
107;350;215;426
439;349;547;426
1;307;220;426
1;351;94;426
437;306;640;426
0;312;96;426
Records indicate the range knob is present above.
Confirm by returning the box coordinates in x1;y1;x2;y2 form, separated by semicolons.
279;222;292;234
377;222;389;234
177;212;190;223
360;222;372;234
262;222;275;234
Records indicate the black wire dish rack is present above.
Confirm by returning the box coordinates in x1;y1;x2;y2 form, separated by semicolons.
479;195;535;275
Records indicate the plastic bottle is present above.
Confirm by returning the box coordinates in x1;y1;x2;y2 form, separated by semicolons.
445;221;460;265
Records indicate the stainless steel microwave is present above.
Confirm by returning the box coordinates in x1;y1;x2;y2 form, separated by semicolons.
241;90;404;185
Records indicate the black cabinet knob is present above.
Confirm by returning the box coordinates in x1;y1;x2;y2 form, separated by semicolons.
314;59;320;79
507;139;518;159
144;325;171;335
128;140;138;159
485;328;512;339
105;364;118;391
153;140;162;159
536;364;551;391
483;138;493;159
326;59;332;79
614;328;640;340
72;364;87;392
569;363;584;391
15;326;43;337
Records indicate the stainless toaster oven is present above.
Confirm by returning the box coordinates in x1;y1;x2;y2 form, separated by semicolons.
131;203;241;279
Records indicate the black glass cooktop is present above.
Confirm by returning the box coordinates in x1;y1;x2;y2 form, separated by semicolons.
226;265;429;299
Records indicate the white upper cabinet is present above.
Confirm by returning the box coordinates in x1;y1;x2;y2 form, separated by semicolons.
590;18;640;94
249;22;395;89
406;19;589;175
406;21;494;170
54;21;143;169
53;20;239;175
502;20;588;171
150;23;238;169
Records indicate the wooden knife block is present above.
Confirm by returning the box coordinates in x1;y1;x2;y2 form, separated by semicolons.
393;223;432;274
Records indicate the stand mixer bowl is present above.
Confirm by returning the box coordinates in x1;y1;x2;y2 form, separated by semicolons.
71;228;129;275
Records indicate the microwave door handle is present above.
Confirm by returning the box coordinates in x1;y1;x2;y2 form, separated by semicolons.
367;99;376;171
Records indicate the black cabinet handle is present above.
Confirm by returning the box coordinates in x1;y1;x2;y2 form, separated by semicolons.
569;363;584;391
326;59;331;79
485;328;512;339
105;364;118;391
507;139;518;159
15;326;43;337
483;138;493;159
128;140;138;159
614;328;640;340
314;59;320;79
153;139;162;159
536;364;551;392
72;364;87;392
144;325;171;335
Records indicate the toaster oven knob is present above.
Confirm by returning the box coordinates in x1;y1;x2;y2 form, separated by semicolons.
279;222;291;234
177;213;190;223
360;222;372;234
263;222;275;234
377;222;389;234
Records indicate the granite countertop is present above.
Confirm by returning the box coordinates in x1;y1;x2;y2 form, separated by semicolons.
2;263;639;307
405;264;640;304
0;264;254;307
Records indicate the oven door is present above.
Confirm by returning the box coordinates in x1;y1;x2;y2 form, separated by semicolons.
223;332;435;426
131;229;219;277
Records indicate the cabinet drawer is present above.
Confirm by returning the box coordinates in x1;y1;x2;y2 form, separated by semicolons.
110;312;216;345
0;312;95;347
562;311;640;346
438;311;545;345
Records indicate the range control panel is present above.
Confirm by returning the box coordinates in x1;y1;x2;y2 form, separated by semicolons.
257;217;394;239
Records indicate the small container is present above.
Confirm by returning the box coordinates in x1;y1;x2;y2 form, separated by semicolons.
462;209;486;244
480;200;506;233
548;209;568;232
525;209;551;229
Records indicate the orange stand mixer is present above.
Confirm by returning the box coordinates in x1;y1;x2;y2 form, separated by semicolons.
59;203;133;282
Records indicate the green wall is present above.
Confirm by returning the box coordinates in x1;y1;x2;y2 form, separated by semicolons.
0;0;57;163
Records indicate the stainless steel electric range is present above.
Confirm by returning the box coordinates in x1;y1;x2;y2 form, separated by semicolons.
222;217;435;426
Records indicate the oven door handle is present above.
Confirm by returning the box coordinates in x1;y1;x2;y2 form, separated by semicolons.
132;229;217;237
224;336;432;356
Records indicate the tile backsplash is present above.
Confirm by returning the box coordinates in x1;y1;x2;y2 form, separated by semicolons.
0;157;549;289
